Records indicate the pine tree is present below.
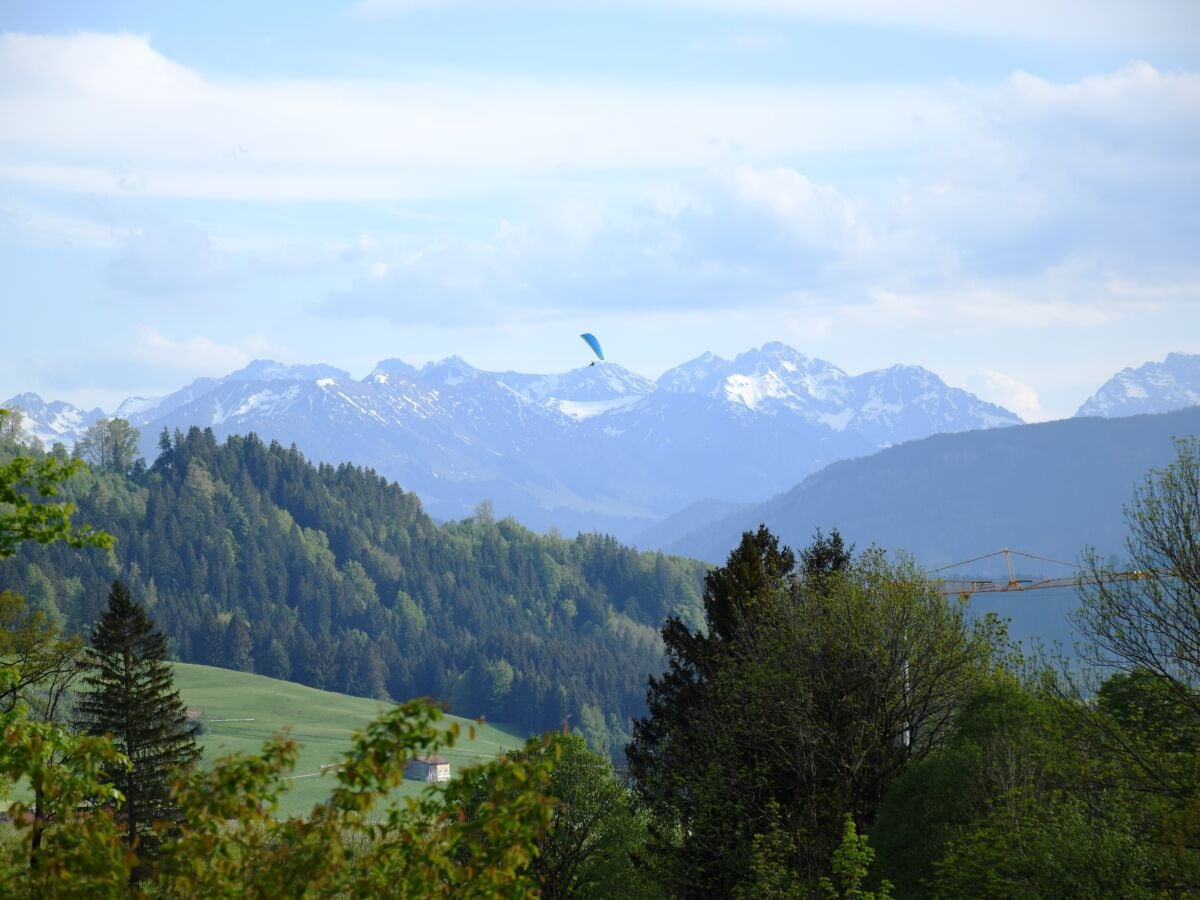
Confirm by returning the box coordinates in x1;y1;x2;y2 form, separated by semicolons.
74;580;199;851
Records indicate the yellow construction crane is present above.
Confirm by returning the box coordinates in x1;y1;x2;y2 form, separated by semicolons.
927;548;1151;598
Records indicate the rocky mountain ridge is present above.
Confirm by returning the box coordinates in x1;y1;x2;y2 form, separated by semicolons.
1076;352;1200;418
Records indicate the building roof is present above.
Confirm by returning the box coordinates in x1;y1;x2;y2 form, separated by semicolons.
411;755;450;766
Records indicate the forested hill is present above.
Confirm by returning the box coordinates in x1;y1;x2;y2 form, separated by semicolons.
0;427;707;756
667;405;1200;567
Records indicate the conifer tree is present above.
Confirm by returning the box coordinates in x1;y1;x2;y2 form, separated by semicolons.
74;580;199;850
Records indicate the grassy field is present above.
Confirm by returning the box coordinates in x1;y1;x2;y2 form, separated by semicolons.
1;664;526;819
173;663;529;819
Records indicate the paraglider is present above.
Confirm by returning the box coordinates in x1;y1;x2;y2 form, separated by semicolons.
580;333;604;366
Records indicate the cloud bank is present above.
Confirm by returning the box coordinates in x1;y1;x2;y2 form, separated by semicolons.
2;28;1197;416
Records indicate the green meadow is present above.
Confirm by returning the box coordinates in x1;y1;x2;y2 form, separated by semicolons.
174;663;530;819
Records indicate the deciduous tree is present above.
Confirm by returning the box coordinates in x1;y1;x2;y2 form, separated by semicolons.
73;416;142;476
1076;435;1200;710
461;731;654;899
629;526;1002;896
154;699;556;897
0;413;124;883
1068;436;1200;882
0;408;114;559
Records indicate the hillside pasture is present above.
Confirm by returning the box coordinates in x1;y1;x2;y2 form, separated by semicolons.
173;663;529;819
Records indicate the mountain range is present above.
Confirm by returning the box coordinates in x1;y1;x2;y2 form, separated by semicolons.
1076;352;1200;418
4;343;1021;539
6;348;1198;542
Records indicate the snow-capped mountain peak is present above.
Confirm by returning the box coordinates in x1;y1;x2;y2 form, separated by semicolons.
110;360;350;426
418;356;481;387
0;393;103;447
658;343;852;416
366;358;419;385
526;364;656;401
513;364;657;421
230;359;351;384
1076;352;1200;418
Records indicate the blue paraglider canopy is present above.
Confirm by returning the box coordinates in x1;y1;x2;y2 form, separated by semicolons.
580;333;604;362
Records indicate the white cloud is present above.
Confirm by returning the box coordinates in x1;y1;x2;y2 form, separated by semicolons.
0;32;947;201
316;165;865;322
720;165;860;247
306;132;1200;340
132;325;273;373
11;327;282;410
4;36;1195;301
2;32;1197;420
968;370;1049;422
851;287;1123;332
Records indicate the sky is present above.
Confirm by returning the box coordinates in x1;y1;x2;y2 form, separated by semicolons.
2;1;1198;422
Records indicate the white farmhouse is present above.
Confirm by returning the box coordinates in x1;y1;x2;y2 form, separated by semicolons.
404;755;451;783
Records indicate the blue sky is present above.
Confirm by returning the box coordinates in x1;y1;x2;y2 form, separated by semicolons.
2;1;1198;421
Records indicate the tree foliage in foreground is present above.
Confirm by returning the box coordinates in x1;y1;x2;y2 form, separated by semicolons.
0;672;132;895
0;589;82;718
0;408;114;561
1067;434;1200;891
3;685;558;897
871;677;1166;898
0;420;129;889
1074;435;1200;795
155;701;556;898
459;731;655;899
870;436;1200;897
628;526;1005;896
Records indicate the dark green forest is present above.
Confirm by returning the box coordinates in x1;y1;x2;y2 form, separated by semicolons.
0;426;706;752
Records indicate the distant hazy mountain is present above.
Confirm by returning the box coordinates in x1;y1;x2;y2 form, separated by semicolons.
632;498;749;551
663;405;1200;571
657;343;1018;445
4;343;1022;539
113;360;352;423
2;392;103;447
1076;352;1200;418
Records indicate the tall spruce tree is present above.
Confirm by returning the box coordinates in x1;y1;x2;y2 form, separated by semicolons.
628;527;1001;896
74;580;199;850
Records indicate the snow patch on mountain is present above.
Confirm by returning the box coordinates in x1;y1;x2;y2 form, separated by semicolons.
723;371;792;410
551;396;645;421
819;409;855;431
